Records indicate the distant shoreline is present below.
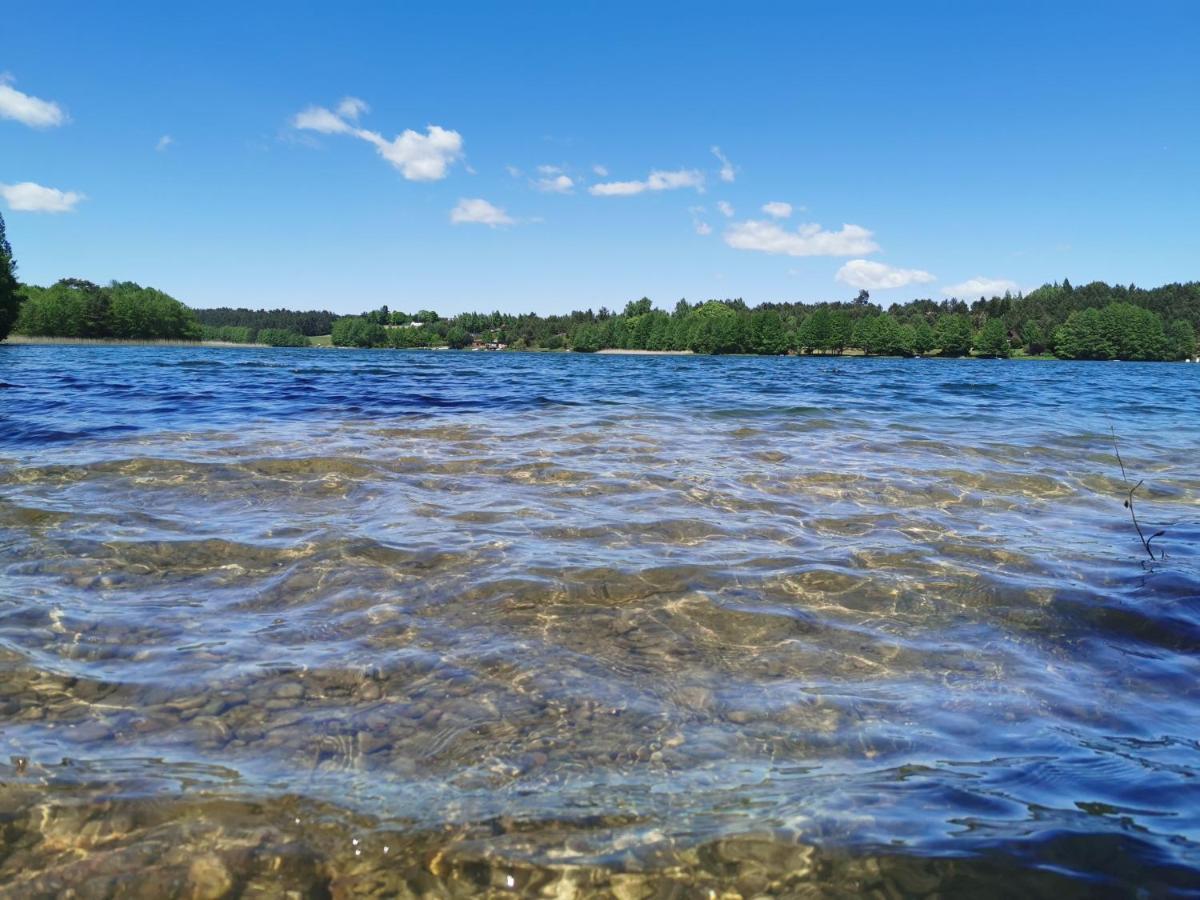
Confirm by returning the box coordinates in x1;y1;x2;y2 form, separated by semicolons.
596;348;694;356
4;335;1193;363
3;335;268;348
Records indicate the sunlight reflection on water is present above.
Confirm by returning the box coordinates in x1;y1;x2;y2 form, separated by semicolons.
1;346;1198;895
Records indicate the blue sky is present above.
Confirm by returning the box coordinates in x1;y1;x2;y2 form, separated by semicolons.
2;1;1197;315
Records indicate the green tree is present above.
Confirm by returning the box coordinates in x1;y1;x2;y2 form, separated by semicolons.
0;211;20;340
749;309;788;354
445;325;471;349
828;310;852;354
911;321;935;355
106;281;201;340
935;314;973;356
1021;320;1045;354
257;328;310;347
973;318;1010;358
850;315;874;352
571;324;600;352
331;317;387;347
623;297;653;317
797;308;832;353
1101;303;1167;360
1167;319;1196;360
1054;307;1110;359
686;301;742;354
16;279;100;337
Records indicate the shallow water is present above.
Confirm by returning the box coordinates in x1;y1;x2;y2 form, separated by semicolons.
1;345;1198;897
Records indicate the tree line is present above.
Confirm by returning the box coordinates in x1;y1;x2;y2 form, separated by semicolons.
13;278;202;341
193;306;337;337
1;209;1195;360
329;284;1197;361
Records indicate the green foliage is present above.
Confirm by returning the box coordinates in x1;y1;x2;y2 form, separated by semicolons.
122;277;1200;360
201;325;255;343
193;306;336;336
331;317;388;347
1054;302;1174;360
797;307;831;353
748;309;788;354
973;318;1011;358
686;301;742;354
1167;319;1195;360
855;314;914;357
256;328;310;347
0;212;20;341
1021;320;1046;354
935;314;974;356
571;324;601;352
15;279;200;340
911;321;935;355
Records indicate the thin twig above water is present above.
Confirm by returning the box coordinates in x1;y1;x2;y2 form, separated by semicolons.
1110;426;1165;561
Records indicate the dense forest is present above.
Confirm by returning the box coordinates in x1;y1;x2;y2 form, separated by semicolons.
15;279;202;341
0;213;22;341
1;205;1195;361
328;282;1198;361
193;306;338;337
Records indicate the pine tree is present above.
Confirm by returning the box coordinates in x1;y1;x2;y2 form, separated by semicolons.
0;211;21;340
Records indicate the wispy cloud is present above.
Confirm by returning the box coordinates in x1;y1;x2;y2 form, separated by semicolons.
761;201;792;219
711;146;735;182
589;168;704;196
0;181;85;213
533;164;574;193
293;98;464;181
592;164;608;177
716;200;734;218
450;197;515;227
724;220;877;257
336;96;369;120
689;206;712;235
942;276;1020;297
836;259;935;290
0;74;67;128
156;134;174;152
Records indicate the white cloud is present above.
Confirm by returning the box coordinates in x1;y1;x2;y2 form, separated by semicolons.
292;105;352;134
0;75;67;128
836;259;935;290
711;146;735;182
589;168;704;196
592;164;608;177
762;201;792;219
695;221;713;235
293;100;464;181
941;276;1020;297
505;165;523;178
336;96;369;120
156;134;174;152
0;181;85;213
724;220;878;257
356;125;463;181
716;200;734;217
533;165;574;193
450;197;514;227
589;179;647;196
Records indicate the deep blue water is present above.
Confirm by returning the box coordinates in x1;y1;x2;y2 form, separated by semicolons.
1;344;1199;895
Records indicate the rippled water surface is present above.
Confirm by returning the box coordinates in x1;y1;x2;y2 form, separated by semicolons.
2;345;1199;897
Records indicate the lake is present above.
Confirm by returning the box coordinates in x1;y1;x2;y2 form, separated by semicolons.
1;345;1198;896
